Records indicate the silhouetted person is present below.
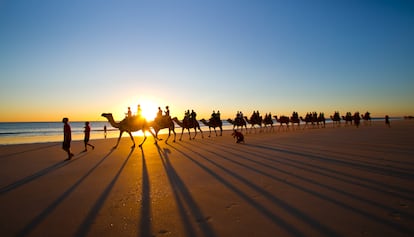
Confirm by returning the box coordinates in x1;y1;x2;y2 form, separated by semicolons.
232;130;244;143
157;107;163;118
83;122;95;152
62;117;74;160
137;104;142;117
165;106;170;117
190;110;197;122
127;107;132;117
104;125;107;138
385;115;391;128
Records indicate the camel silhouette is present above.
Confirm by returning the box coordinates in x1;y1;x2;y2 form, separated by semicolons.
361;111;371;125
342;112;354;126
263;114;274;132
172;117;204;141
300;112;325;128
290;116;300;129
227;118;247;132
200;118;223;137
150;116;176;143
244;116;262;133
101;113;157;148
330;112;341;127
274;116;290;130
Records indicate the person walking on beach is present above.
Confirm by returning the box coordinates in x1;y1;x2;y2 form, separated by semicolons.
83;122;95;152
62;117;74;160
385;115;391;128
104;125;107;139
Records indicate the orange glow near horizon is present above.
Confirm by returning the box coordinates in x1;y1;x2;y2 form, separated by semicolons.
117;96;165;122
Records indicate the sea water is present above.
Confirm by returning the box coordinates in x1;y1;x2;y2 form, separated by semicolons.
0;120;235;145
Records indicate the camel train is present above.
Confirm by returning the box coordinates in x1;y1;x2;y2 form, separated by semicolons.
102;108;371;148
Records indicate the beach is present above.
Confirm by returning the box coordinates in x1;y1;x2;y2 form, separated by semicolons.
0;120;413;237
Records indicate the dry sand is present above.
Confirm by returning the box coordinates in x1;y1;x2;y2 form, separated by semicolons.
0;120;413;237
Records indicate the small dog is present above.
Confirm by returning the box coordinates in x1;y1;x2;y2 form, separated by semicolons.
232;130;244;143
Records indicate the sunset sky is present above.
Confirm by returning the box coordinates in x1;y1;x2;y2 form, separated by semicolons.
1;0;413;122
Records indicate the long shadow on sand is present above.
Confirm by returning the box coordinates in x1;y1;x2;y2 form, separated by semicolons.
74;147;135;237
169;144;307;237
157;144;217;237
138;148;151;237
263;142;414;180
175;143;342;237
16;149;115;237
272;142;414;178
198;140;414;235
0;143;59;159
211;140;414;208
0;151;89;195
245;142;414;197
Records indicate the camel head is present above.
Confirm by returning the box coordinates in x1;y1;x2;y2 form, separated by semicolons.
101;113;120;128
101;113;112;118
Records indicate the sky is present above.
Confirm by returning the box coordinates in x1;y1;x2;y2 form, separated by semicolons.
1;0;413;122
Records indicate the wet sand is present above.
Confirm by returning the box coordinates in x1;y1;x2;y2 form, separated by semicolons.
0;120;413;237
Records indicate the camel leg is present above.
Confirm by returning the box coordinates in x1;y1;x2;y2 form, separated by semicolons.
179;128;184;141
188;128;192;140
219;126;223;136
208;127;212;137
197;126;204;139
127;131;136;148
139;132;147;148
155;129;163;141
114;131;124;148
192;128;197;140
146;129;158;144
165;129;170;143
171;127;176;142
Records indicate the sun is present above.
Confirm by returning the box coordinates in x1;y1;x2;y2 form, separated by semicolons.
133;100;159;121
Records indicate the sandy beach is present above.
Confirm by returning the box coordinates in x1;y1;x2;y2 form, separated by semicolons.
0;120;413;237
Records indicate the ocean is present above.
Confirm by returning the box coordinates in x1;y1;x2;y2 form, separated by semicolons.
0;120;235;145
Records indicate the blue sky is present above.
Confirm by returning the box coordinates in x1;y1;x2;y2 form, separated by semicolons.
1;0;413;122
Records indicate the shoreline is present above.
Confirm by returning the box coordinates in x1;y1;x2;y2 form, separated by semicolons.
0;117;402;146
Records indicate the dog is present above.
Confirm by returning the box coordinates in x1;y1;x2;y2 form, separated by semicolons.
232;130;244;143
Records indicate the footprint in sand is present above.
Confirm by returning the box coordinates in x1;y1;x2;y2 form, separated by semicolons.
226;202;238;210
196;216;212;223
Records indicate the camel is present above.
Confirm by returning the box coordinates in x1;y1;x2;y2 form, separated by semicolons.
317;113;326;128
200;118;223;137
172;117;204;141
330;112;341;127
227;118;247;132
150;115;176;143
342;112;353;126
263;113;274;132
101;113;158;148
274;115;290;130
361;111;372;125
300;112;325;128
300;114;314;129
244;115;262;133
290;117;300;129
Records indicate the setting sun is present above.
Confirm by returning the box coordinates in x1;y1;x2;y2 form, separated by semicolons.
126;100;159;121
135;101;159;121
